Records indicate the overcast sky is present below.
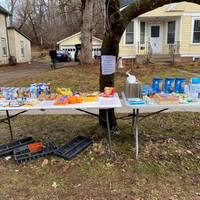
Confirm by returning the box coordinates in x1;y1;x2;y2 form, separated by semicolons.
0;0;8;9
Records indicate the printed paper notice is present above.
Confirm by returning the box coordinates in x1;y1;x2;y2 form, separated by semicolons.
101;55;116;75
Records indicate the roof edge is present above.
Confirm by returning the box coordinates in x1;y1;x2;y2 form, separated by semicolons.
57;32;102;44
0;5;11;16
7;27;32;41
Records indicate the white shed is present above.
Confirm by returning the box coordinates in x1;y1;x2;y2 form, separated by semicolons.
8;27;32;63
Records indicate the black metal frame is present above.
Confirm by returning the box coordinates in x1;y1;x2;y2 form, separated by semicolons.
0;109;113;157
0;110;27;140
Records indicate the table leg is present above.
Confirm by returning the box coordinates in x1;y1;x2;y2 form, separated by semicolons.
135;109;139;159
132;109;136;135
105;109;112;158
6;110;14;140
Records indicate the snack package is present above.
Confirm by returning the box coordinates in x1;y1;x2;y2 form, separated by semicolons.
83;92;99;102
174;78;185;93
152;78;163;93
164;78;175;93
54;96;69;105
103;87;115;97
68;96;83;104
24;99;39;107
30;83;50;99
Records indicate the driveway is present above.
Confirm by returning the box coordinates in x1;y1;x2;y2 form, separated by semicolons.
0;61;78;85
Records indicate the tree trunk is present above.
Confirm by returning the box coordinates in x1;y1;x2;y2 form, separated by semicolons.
80;0;93;64
99;0;126;128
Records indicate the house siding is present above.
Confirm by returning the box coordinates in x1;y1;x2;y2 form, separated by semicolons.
0;13;9;65
8;29;31;63
180;15;200;56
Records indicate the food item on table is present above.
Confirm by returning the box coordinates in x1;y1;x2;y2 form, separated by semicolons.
152;77;163;93
68;95;83;104
3;87;18;100
24;99;39;107
17;87;30;98
174;78;185;93
155;93;179;104
83;92;99;102
164;78;175;93
9;99;25;107
103;87;115;97
54;96;69;105
30;83;50;99
45;93;57;100
56;87;72;97
0;101;9;107
128;98;145;105
38;93;57;101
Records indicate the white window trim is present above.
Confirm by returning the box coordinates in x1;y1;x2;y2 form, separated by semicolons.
1;37;7;57
20;41;25;57
191;17;200;45
166;20;176;45
124;20;135;46
140;21;146;45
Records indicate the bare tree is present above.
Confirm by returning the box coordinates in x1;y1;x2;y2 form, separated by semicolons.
80;0;94;64
8;0;18;26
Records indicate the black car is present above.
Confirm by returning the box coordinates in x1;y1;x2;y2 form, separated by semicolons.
56;50;72;62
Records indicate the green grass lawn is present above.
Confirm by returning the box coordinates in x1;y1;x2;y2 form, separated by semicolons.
0;63;200;199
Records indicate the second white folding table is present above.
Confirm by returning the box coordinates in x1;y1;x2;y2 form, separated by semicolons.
122;92;200;159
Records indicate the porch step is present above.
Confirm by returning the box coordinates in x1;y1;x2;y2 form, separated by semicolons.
150;54;172;63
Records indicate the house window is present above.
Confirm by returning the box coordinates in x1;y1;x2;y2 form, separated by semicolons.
126;21;134;44
167;21;176;44
193;19;200;43
20;41;25;57
151;26;160;37
140;22;145;44
1;38;7;56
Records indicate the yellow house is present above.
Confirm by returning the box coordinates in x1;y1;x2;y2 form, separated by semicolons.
0;5;32;65
119;2;200;63
57;32;102;60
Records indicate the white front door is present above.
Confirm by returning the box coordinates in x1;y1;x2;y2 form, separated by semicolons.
149;25;162;54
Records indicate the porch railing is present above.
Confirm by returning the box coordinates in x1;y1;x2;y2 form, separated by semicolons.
168;41;180;55
137;40;153;64
169;41;180;64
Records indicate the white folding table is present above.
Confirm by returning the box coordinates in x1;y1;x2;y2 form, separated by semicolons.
122;92;200;159
0;94;121;157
